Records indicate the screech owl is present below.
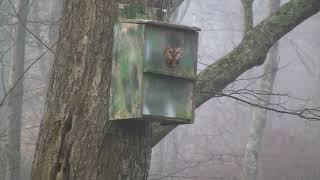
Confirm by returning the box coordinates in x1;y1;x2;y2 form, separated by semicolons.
164;48;182;67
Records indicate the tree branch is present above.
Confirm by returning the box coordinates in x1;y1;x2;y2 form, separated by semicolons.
169;0;185;14
151;0;320;147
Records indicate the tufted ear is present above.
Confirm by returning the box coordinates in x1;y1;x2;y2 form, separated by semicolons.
164;48;170;55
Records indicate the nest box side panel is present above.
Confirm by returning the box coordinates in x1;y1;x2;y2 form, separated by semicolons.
109;23;145;120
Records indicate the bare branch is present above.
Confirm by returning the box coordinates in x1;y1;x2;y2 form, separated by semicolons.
0;41;57;106
6;0;55;54
198;90;320;121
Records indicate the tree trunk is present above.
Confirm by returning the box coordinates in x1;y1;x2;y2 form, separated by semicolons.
0;111;6;180
242;1;280;180
0;1;8;178
241;0;254;34
6;0;30;180
31;1;176;180
0;56;6;180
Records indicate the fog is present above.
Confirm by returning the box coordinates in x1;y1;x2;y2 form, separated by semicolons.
0;0;319;180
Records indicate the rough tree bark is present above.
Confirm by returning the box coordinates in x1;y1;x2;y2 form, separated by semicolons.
242;0;280;180
6;0;30;180
151;0;320;147
31;1;179;180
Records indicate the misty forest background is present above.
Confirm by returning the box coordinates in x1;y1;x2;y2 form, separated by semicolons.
0;0;320;180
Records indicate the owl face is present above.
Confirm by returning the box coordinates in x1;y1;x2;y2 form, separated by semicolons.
164;48;182;67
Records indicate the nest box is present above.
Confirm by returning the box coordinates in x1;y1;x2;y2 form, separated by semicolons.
109;5;200;124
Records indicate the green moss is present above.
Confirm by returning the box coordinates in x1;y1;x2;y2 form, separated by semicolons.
118;4;166;21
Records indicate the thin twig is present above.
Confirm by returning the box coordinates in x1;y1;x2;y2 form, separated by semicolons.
7;0;55;54
197;90;320;121
0;125;40;139
0;41;57;106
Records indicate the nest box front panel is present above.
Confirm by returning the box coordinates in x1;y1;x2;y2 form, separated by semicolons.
144;25;197;78
109;23;145;120
142;24;198;123
143;73;194;120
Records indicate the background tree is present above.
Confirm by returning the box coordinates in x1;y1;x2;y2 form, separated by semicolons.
6;0;30;180
242;0;280;180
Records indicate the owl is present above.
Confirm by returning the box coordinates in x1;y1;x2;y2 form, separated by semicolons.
164;48;182;67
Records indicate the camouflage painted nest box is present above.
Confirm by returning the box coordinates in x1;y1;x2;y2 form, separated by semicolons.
109;19;200;124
